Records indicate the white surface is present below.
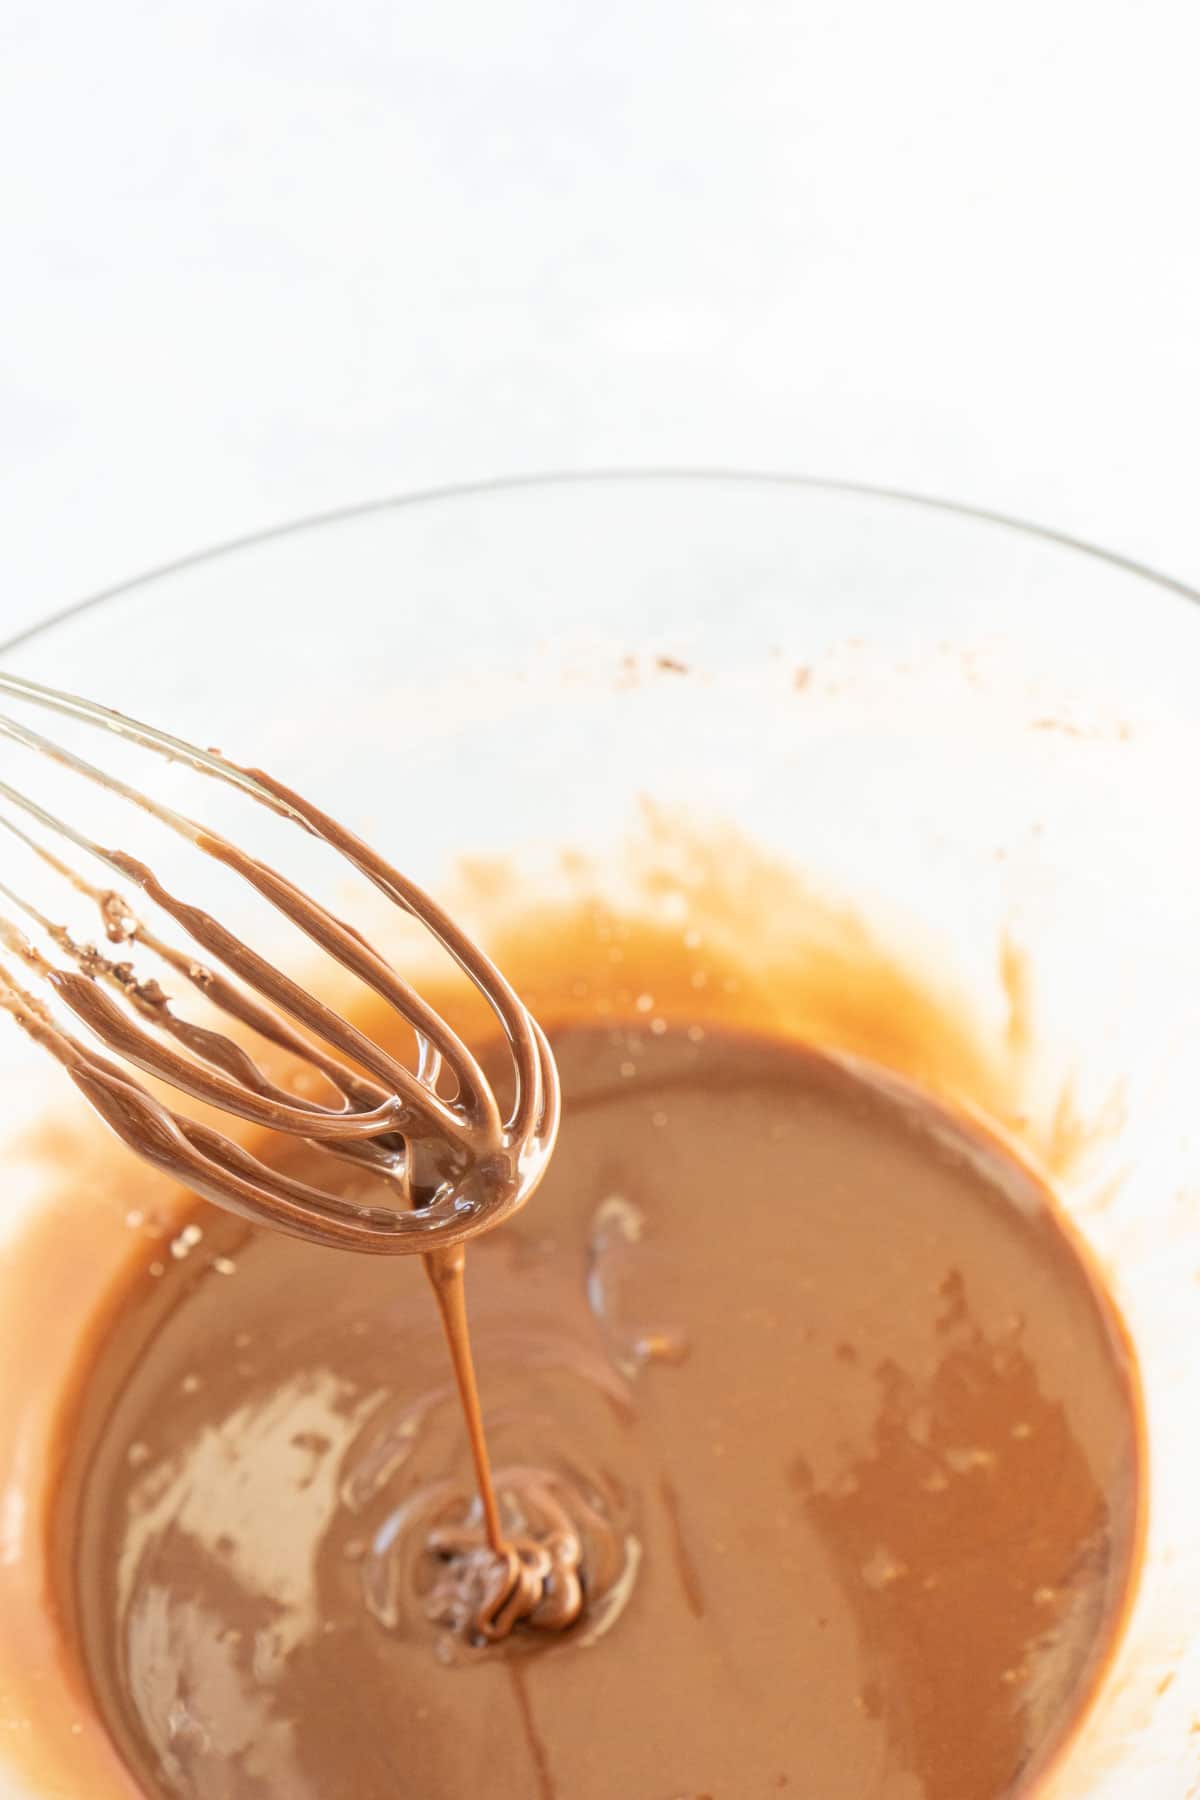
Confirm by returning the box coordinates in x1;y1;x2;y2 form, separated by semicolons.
2;0;1200;643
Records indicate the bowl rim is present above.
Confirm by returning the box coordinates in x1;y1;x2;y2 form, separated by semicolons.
3;466;1198;658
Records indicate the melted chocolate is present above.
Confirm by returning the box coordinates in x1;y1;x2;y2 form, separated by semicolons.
47;1020;1141;1800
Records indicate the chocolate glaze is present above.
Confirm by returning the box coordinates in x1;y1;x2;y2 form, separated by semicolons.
46;1013;1141;1800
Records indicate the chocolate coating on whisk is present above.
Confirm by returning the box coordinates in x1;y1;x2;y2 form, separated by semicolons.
0;757;558;1256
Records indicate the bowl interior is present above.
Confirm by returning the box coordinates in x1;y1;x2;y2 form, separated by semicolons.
2;474;1200;1797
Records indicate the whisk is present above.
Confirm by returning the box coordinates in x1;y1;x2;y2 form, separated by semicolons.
0;672;563;1558
0;671;559;1255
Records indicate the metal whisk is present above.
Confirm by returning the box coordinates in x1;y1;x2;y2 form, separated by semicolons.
0;672;560;1258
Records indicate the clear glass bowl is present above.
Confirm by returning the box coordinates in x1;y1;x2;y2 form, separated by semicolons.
2;472;1199;1797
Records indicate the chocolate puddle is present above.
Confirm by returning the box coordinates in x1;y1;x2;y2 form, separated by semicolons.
41;1014;1141;1800
0;745;1146;1800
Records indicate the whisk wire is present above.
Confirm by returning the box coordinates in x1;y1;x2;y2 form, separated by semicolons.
0;673;559;1253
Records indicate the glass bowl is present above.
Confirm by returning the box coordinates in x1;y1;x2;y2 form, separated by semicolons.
2;472;1199;1797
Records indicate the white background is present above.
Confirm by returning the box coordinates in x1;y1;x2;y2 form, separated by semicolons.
2;0;1199;645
